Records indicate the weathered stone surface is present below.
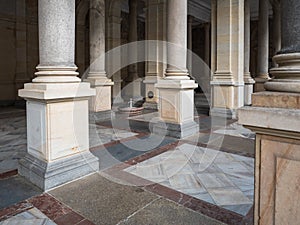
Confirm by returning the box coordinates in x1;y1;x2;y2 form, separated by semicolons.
252;91;300;109
280;0;300;53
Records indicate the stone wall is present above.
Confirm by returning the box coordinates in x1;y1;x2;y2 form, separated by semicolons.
0;0;38;105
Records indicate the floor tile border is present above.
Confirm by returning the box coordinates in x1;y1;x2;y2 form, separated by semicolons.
0;193;95;225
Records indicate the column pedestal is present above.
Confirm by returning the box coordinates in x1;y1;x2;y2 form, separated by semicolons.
239;92;300;224
85;77;114;121
86;77;114;112
18;0;99;191
18;83;98;190
154;79;198;138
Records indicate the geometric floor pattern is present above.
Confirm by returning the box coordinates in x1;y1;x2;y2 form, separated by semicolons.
125;143;254;216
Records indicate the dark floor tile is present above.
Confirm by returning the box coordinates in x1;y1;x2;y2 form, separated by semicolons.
49;173;159;225
0;175;42;209
103;135;177;163
209;135;255;157
118;198;225;225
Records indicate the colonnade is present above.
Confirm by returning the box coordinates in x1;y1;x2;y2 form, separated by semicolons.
17;0;281;190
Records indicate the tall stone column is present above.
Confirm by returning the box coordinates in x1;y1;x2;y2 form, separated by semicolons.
211;0;244;118
187;15;193;73
106;0;123;104
155;0;198;138
255;0;270;91
143;0;166;109
239;1;300;224
86;0;113;114
244;0;255;105
126;0;142;100
18;0;98;191
204;23;210;66
211;0;217;77
271;0;281;67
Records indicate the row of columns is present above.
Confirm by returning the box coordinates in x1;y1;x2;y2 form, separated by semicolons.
16;0;198;190
16;0;281;190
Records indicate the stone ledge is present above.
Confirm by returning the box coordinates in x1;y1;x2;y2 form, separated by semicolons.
19;83;95;101
252;91;300;109
238;106;300;133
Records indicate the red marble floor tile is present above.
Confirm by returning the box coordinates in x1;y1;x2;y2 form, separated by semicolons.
28;194;72;221
0;169;18;179
54;211;85;225
0;201;32;221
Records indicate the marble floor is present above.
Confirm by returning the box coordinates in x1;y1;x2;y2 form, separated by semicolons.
124;143;254;216
0;107;255;225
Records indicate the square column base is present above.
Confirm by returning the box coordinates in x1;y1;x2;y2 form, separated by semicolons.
85;78;114;112
211;83;244;119
155;79;198;138
19;151;99;191
244;84;254;105
18;82;98;191
238;91;300;225
153;120;199;139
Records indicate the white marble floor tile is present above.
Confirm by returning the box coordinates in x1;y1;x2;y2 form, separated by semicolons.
207;187;252;206
169;174;206;194
197;173;235;189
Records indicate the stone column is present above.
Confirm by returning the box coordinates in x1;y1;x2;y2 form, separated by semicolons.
265;0;300;92
18;0;98;191
210;0;244;118
155;0;198;138
86;0;113;114
204;23;210;66
271;0;281;67
239;1;300;224
211;0;217;76
244;0;255;105
143;0;166;109
187;15;193;73
126;0;142;100
255;0;270;91
106;0;123;104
